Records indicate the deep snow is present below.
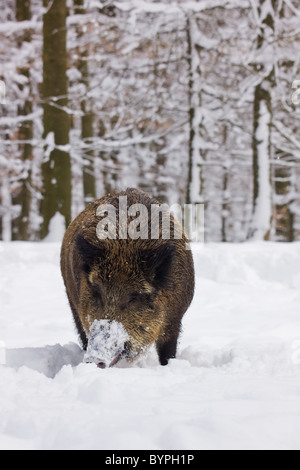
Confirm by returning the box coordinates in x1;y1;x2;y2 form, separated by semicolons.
0;241;300;450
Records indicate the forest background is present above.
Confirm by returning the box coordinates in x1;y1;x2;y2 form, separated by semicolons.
0;0;300;243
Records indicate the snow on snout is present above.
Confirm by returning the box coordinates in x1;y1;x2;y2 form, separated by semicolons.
84;320;129;368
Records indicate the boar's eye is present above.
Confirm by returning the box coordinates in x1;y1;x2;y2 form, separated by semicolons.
121;293;140;311
91;283;101;295
89;283;103;304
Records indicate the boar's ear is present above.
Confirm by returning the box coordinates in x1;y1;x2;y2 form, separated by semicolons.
76;235;106;273
141;244;174;289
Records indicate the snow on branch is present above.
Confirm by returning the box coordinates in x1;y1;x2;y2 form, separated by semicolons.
81;118;188;151
0;110;43;127
114;0;248;14
283;0;300;17
0;20;41;34
273;121;300;160
273;120;300;152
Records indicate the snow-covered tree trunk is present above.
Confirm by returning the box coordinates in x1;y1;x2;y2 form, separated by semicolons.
249;0;276;240
273;151;295;242
186;15;203;206
221;125;230;242
251;84;273;240
0;164;12;242
272;3;295;242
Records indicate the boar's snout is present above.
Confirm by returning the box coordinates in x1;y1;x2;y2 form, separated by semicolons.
97;361;106;369
96;352;123;369
84;320;130;369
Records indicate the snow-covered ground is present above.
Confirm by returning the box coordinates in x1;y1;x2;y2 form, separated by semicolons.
1;241;300;450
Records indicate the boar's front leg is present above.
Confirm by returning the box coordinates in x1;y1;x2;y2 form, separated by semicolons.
156;321;181;366
156;336;179;366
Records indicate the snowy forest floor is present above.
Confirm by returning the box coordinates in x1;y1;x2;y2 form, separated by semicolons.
0;241;300;450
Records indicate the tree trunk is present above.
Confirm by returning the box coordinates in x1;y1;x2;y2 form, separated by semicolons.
40;0;71;239
221;126;230;242
16;0;31;21
272;3;294;242
274;157;295;242
74;0;85;15
74;0;96;204
82;108;96;204
250;0;276;240
0;164;11;241
186;16;203;206
12;0;33;241
251;82;273;240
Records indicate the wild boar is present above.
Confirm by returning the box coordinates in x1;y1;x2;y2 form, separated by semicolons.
61;188;195;368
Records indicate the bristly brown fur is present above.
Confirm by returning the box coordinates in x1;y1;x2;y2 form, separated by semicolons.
61;188;195;366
